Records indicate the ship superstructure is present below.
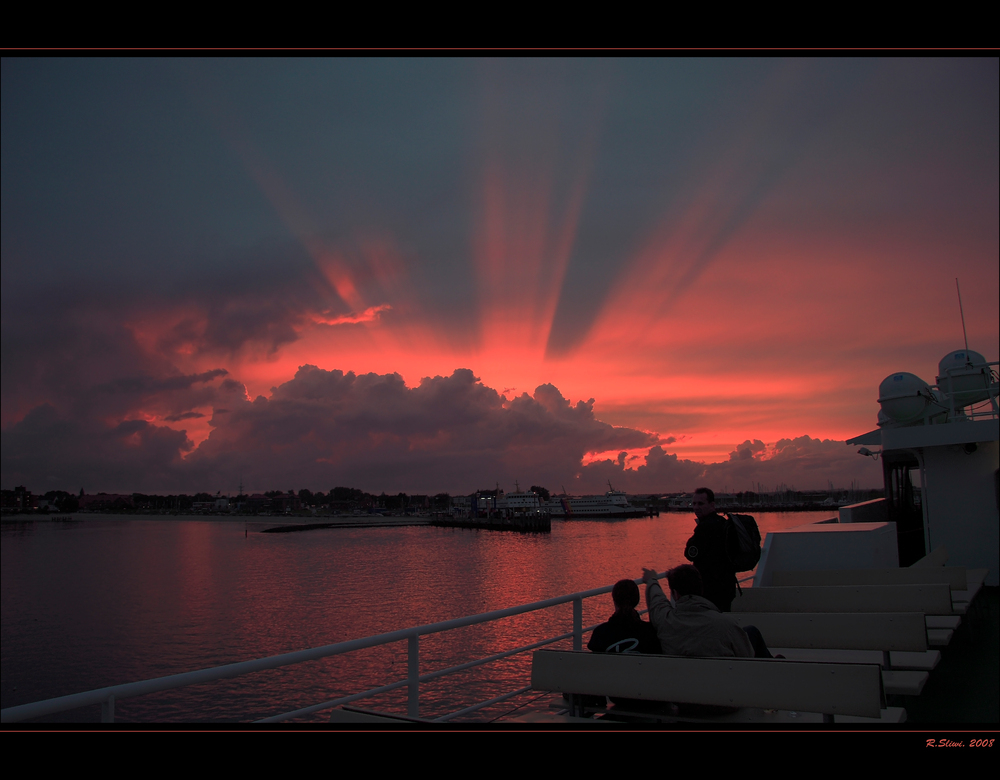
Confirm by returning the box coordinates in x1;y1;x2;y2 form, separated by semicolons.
841;348;999;583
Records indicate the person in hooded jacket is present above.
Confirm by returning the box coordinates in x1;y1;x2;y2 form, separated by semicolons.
641;564;754;658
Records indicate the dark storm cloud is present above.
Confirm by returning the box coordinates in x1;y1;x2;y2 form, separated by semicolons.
164;411;206;422
186;367;658;494
1;404;193;493
2;366;660;494
577;436;879;493
731;440;767;461
96;369;229;396
705;436;880;491
578;446;704;493
1;291;167;426
1;234;351;426
0;281;262;441
2;358;879;495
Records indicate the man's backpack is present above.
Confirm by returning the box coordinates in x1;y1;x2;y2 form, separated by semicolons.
724;513;762;572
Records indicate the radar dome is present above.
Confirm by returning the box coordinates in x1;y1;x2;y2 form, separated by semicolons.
878;372;935;424
936;350;993;407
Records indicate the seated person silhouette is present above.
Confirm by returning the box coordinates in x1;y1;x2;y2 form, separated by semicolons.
639;564;775;718
642;564;775;658
642;565;754;658
585;579;661;711
589;579;661;655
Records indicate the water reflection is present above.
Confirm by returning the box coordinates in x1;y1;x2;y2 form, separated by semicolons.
1;511;835;722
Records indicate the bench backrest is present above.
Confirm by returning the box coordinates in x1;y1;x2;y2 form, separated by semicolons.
731;584;954;614
771;567;967;591
911;546;949;568
531;650;884;718
726;612;928;651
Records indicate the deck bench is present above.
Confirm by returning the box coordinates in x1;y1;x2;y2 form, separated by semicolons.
910;546;950;568
733;580;964;647
732;583;957;616
725;611;931;695
529;649;905;724
771;566;968;591
731;584;954;673
769;567;984;615
752;576;963;639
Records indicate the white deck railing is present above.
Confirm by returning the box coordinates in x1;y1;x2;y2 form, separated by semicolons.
2;573;687;724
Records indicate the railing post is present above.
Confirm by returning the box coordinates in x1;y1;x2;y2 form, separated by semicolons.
101;694;115;723
573;596;583;651
407;634;419;718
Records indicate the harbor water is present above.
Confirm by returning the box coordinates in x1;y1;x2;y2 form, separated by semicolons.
2;511;836;723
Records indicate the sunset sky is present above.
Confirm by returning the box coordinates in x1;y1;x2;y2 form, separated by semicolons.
2;57;997;496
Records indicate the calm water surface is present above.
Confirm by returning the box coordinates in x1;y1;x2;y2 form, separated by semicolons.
1;511;835;722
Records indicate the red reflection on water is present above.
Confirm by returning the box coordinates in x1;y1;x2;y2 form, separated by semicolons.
1;513;831;722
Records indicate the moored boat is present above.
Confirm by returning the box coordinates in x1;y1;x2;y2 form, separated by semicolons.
545;486;648;519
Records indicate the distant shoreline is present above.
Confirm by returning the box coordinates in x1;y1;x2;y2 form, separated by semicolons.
2;503;847;518
1;504;843;525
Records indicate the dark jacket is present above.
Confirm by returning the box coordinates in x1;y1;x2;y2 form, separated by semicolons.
684;513;737;611
587;609;662;710
588;610;662;655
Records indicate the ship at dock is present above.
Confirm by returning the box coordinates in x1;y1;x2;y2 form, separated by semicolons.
545;484;648;519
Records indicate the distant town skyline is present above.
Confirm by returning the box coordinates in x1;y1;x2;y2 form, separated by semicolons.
2;57;998;494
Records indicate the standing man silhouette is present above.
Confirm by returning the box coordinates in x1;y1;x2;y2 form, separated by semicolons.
685;488;737;612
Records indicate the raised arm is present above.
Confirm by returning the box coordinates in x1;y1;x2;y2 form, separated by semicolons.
642;568;671;623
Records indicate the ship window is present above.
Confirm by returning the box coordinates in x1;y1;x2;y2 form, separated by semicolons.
883;452;924;565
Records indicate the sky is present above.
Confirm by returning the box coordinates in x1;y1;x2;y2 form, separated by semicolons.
2;57;997;496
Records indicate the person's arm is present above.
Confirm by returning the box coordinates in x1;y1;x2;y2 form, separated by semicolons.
642;568;671;625
683;528;699;562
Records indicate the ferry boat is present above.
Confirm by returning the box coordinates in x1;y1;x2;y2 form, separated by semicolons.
546;484;647;519
3;349;996;726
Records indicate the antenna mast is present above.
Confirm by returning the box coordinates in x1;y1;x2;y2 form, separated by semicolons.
955;278;969;351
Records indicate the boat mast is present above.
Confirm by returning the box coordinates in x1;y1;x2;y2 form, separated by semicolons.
955;278;969;351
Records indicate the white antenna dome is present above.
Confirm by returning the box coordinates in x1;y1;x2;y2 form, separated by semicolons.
878;372;936;424
936;350;994;408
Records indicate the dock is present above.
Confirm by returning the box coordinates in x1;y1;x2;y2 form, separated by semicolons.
431;515;551;533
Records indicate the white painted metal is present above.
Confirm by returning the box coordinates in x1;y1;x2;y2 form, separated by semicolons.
753;522;899;587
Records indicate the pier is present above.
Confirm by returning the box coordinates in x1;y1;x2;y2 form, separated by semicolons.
431;514;551;533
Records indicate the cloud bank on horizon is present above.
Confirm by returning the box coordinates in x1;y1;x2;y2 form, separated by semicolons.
2;58;997;495
1;365;881;495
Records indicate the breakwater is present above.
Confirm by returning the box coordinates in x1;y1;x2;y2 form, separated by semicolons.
431;515;551;533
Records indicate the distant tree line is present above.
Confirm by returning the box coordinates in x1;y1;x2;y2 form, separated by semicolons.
2;486;459;515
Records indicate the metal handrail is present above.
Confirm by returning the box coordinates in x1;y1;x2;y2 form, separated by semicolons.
2;576;666;724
